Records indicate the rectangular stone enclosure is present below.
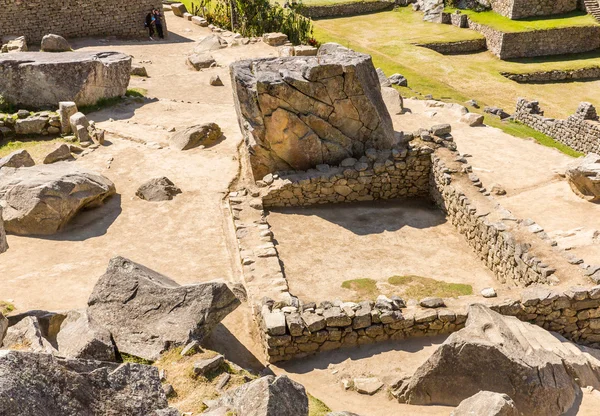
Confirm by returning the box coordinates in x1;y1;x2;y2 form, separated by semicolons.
0;0;166;44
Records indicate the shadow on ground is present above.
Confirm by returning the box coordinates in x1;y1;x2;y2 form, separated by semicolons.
269;198;446;236
202;322;265;372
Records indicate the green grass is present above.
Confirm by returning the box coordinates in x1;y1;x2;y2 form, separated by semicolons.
446;8;598;32
341;278;379;300
0;301;15;316
120;353;154;365
0;138;77;158
388;275;473;299
301;0;379;5
308;394;331;416
79;88;147;114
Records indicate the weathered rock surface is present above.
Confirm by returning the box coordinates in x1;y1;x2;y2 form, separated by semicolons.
42;143;73;164
171;3;188;17
451;391;518;416
381;86;403;115
460;112;484;127
203;375;309;416
4;36;27;52
263;33;289;47
231;50;397;179
131;65;148;77
194;35;228;54
59;101;78;134
56;309;116;362
0;207;6;254
566;153;600;202
41;34;71;52
0;350;174;415
0;313;7;346
0;52;131;109
187;53;216;70
6;310;66;344
87;257;241;361
1;316;56;354
170;123;223;150
0;150;34;169
395;304;600;415
418;0;445;22
15;116;47;135
376;68;392;87
0;164;116;235
136;177;182;201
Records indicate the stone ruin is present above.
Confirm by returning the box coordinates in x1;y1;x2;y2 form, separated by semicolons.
0;51;131;110
231;47;397;180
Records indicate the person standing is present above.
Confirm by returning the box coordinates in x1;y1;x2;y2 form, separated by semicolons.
145;10;155;40
153;9;164;39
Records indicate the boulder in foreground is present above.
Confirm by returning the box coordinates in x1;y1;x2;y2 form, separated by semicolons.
203;375;309;416
136;177;182;201
0;164;116;235
451;391;518;416
0;51;131;109
0;150;35;169
87;256;241;361
566;153;600;202
395;304;600;415
0;350;175;416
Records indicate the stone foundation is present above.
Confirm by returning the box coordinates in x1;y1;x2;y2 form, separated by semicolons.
415;39;487;55
0;0;166;44
514;98;600;154
298;1;395;19
501;67;600;83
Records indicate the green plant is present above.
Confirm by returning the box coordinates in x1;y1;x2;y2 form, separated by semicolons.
308;394;331;416
120;353;154;365
341;278;379;300
0;300;15;315
388;275;473;298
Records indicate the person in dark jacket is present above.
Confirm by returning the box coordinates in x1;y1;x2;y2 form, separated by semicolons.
153;9;164;39
145;11;155;39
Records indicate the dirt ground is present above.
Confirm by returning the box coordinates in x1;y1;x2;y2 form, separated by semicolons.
268;199;499;302
4;11;600;416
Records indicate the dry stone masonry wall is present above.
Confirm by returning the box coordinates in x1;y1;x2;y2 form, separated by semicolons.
488;0;578;19
0;0;165;44
299;0;395;18
501;67;600;83
514;98;600;154
415;39;487;54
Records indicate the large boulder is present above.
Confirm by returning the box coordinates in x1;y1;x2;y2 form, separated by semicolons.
87;257;241;361
0;150;35;169
0;52;131;109
230;50;397;179
0;207;6;254
451;391;518;416
203;375;309;416
566;153;600;202
395;304;600;415
136;177;182;201
56;309;116;362
41;34;71;52
170;123;223;150
0;350;175;415
0;164;116;235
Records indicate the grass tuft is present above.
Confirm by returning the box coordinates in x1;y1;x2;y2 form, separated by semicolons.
341;278;379;300
388;275;473;298
120;353;154;365
308;393;331;416
0;301;15;316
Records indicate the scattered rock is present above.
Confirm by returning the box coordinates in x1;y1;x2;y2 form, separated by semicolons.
465;99;479;108
0;52;131;109
395;304;600;415
389;73;408;87
0;150;35;169
42;143;73;164
354;377;384;395
376;68;392;87
170;123;223;151
180;340;202;357
566;153;600;202
194;35;228;54
294;45;318;56
381;86;403;115
15;116;46;135
451;391;518;416
136;177;182;201
484;106;510;119
430;123;451;136
87;256;241;361
419;297;445;308
59;101;78;134
210;75;224;86
480;287;497;298
491;183;506;196
69;112;91;143
192;16;209;27
41;34;71;52
4;36;27;52
263;32;288;47
171;3;188;17
202;375;309;416
460;112;484;127
0;350;174;415
0;164;116;235
193;354;225;376
187;53;216;70
1;316;56;354
56;309;116;361
131;65;148;77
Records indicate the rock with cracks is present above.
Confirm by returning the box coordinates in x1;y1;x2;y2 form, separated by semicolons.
0;164;116;235
203;375;309;416
0;350;175;416
394;304;600;415
0;52;131;109
87;256;241;361
566;153;600;202
231;49;397;179
451;391;518;416
136;177;182;201
170;123;223;150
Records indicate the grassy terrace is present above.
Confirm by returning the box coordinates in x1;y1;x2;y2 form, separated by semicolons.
446;8;598;32
313;7;600;121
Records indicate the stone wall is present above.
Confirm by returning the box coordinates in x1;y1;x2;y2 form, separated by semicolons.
0;111;61;138
466;19;600;59
0;0;165;44
262;141;433;207
415;39;487;54
514;98;600;154
299;1;395;18
475;0;578;18
501;67;600;83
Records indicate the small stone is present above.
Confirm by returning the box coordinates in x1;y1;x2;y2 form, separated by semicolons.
193;354;225;377
419;297;445;308
181;340;202;356
354;377;384;395
210;75;224;86
481;288;497;298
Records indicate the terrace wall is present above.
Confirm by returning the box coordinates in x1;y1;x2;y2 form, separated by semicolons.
514;98;600;154
0;0;165;44
501;67;600;83
481;0;578;19
299;1;395;19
